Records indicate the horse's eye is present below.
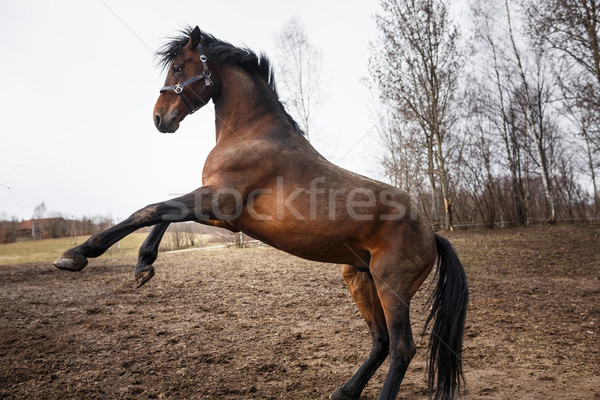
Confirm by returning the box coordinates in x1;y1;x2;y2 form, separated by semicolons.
172;65;183;74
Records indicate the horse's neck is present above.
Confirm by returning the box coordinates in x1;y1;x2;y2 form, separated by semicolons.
213;65;288;140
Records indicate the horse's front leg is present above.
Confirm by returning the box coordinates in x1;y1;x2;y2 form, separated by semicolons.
134;222;170;288
53;186;240;271
134;219;239;288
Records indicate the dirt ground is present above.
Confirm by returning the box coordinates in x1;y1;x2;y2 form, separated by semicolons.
0;224;598;399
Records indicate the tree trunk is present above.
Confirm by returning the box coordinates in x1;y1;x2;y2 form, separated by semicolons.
534;135;557;222
487;24;527;226
427;134;441;229
584;132;599;218
433;128;453;230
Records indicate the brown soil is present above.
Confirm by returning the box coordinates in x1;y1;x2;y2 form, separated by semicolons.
0;224;598;399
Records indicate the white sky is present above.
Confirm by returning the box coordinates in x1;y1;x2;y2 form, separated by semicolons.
0;0;387;221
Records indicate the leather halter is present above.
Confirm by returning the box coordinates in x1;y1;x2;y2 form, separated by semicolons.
160;43;213;114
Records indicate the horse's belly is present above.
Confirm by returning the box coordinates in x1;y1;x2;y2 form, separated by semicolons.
235;216;372;266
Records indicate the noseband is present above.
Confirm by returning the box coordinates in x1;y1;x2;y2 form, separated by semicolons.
160;43;213;114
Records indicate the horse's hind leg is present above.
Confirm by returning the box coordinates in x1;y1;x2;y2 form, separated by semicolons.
370;257;426;400
330;264;389;400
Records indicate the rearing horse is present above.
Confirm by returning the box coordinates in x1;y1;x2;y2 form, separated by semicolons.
54;27;468;400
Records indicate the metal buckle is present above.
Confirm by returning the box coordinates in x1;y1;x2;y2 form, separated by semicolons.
200;55;208;62
173;84;183;94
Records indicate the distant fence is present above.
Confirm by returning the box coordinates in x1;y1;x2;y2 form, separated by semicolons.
165;240;263;254
450;217;600;231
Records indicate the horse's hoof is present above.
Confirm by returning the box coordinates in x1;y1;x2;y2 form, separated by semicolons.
134;265;155;288
329;387;359;400
53;253;88;271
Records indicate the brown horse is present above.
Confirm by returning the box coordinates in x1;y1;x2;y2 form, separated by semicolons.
54;26;468;400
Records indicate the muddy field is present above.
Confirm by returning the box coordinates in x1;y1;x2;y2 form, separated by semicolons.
1;225;598;399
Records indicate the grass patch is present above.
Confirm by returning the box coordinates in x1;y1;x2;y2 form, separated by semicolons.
0;232;149;265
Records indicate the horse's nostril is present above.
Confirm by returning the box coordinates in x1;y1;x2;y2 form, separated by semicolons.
154;114;161;128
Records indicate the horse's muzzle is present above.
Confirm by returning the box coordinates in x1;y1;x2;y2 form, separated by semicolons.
154;110;180;133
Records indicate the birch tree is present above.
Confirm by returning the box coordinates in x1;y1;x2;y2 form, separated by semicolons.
370;0;465;230
504;0;558;222
274;18;323;141
472;3;530;225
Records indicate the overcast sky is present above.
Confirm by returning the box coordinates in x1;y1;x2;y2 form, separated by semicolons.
0;0;388;221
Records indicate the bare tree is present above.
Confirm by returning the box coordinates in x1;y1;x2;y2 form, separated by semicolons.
233;232;245;248
471;0;560;223
504;0;558;222
182;222;198;247
525;0;600;96
369;0;598;227
525;0;600;217
370;0;466;230
0;217;19;244
459;93;502;228
274;17;323;141
33;202;46;240
166;224;185;250
377;107;428;192
471;4;530;225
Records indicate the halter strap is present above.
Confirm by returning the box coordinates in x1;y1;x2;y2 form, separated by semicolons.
160;43;213;114
197;44;212;86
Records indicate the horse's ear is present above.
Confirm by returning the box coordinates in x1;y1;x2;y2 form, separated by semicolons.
190;26;202;49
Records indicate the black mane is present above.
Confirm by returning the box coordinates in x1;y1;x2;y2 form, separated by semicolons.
156;27;304;136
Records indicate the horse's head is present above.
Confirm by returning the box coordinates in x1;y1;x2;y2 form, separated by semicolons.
154;26;214;133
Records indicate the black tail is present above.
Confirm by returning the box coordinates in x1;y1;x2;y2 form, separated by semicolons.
424;234;469;400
